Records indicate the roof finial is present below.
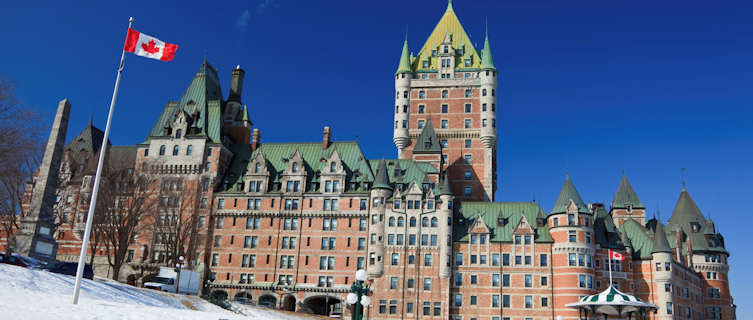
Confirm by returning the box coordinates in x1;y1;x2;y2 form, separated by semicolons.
485;16;489;38
447;0;453;10
681;167;687;191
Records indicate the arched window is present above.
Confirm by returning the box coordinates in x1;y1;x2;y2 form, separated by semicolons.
159;145;166;156
330;162;336;172
172;145;179;156
422;217;429;227
465;89;471;98
410;217;417;227
441;90;448;98
292;163;298;173
388;217;395;227
397;217;405;227
482;89;487;96
419;91;425;99
254;163;261;173
186;145;193;156
431;217;438;227
175;129;182;139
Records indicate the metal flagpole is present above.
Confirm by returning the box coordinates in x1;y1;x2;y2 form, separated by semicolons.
72;17;134;305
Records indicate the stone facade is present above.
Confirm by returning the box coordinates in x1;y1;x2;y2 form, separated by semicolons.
0;2;737;320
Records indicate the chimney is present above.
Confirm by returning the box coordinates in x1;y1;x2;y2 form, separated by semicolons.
323;126;331;149
251;128;260;151
229;65;245;103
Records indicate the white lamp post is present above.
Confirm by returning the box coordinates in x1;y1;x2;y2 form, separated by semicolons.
174;255;184;294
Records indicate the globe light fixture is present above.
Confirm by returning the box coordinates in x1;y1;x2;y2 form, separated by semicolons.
348;269;370;320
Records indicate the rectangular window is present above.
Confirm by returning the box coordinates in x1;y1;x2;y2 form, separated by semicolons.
454;294;462;307
441;105;448;114
502;254;510;266
464;104;471;113
464;119;471;128
525;296;533;308
569;230;577;242
503;274;510;287
423;277;432;291
441;119;448;128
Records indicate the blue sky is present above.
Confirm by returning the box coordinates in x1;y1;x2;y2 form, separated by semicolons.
3;0;752;314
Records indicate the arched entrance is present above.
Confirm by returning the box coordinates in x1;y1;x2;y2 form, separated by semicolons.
282;295;296;311
258;294;277;309
210;290;228;301
303;295;342;316
234;291;253;305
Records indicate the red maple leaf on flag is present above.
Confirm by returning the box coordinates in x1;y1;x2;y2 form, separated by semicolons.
141;40;161;54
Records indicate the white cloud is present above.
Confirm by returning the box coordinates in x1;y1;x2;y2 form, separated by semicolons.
235;9;251;31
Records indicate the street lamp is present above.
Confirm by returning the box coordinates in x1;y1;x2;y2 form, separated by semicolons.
346;269;370;320
174;255;184;294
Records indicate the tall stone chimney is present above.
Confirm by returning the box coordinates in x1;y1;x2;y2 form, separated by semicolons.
228;65;245;103
251;128;261;151
323;126;331;149
15;99;71;260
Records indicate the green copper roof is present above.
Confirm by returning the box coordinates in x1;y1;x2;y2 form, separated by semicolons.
593;205;619;248
218;141;374;193
619;219;655;259
372;159;392;190
144;60;224;144
367;159;438;190
241;105;251;123
437;173;452;196
413;120;441;154
612;174;644;209
396;39;412;74
455;202;552;243
550;174;590;214
651;221;672;254
668;189;706;228
479;34;496;70
65;120;108;163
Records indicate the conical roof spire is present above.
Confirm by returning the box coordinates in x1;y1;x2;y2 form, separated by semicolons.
480;25;496;70
395;37;412;75
651;221;672;254
372;159;393;190
668;188;706;228
438;172;452;196
550;174;590;214
413;119;441;153
612;173;644;209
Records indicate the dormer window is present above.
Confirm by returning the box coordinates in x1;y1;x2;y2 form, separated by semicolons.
443;46;449;54
175;129;182;139
254;163;260;173
691;223;700;233
292;163;298;173
464;59;471;67
330;161;336;172
626;205;633;213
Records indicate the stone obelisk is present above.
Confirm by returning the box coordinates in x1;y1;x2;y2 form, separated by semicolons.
15;99;71;261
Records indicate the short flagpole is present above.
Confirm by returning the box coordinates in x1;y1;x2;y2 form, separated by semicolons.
72;16;134;305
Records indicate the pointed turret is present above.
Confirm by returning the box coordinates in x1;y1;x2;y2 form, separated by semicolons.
668;188;706;228
396;39;412;75
438;172;452;196
612;174;644;209
550;174;590;214
621;228;632;249
652;221;672;254
412;119;441;153
480;32;496;70
372;159;392;190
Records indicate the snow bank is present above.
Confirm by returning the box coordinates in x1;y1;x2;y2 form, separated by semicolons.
0;264;311;320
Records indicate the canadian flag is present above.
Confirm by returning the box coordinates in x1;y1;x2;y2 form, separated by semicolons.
610;250;625;261
124;28;178;61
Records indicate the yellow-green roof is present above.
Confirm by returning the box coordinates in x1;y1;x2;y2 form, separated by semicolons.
412;2;482;71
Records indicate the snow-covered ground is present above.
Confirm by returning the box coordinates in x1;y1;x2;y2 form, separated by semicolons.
0;264;313;320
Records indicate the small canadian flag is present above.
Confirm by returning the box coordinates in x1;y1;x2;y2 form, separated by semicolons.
124;28;178;61
610;250;626;261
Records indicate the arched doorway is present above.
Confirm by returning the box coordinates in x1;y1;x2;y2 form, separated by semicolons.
234;291;253;305
282;295;296;311
303;295;342;316
258;294;277;309
210;290;228;301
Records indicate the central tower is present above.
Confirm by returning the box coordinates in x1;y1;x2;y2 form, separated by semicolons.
392;0;498;202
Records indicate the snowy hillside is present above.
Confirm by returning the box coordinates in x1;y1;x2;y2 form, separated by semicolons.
0;264;312;320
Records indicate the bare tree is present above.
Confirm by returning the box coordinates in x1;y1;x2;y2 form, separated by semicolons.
94;156;160;281
0;78;42;254
151;177;203;268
